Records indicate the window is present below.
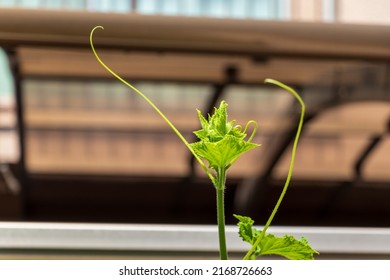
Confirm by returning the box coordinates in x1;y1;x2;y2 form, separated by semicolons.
0;0;289;19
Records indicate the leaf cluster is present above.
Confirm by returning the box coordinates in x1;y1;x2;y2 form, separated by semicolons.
190;101;259;171
234;214;319;260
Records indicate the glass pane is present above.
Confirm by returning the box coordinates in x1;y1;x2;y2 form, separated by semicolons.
0;50;14;97
0;0;17;7
19;0;40;8
0;49;18;163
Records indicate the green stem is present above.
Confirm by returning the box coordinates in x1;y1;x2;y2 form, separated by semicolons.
243;79;305;260
216;167;228;260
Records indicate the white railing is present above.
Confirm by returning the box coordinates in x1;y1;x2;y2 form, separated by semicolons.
1;222;390;258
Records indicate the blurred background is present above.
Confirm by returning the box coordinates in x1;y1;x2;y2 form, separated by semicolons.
0;0;389;231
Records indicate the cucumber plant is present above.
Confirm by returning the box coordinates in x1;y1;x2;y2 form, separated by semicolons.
90;26;318;260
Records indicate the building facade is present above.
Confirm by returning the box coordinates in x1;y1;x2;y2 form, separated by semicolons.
0;0;389;181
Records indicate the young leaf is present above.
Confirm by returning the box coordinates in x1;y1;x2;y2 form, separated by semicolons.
191;135;258;170
190;101;260;171
235;215;318;260
257;233;319;260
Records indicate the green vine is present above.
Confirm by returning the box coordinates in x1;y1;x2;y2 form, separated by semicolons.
90;26;215;185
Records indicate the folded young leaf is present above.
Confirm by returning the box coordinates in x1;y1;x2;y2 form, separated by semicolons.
234;214;258;243
234;214;319;260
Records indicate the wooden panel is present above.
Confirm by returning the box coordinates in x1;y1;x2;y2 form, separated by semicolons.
0;8;388;60
18;47;361;85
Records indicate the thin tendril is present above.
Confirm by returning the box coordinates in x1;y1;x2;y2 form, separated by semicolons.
243;78;305;260
243;120;258;142
90;26;215;184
